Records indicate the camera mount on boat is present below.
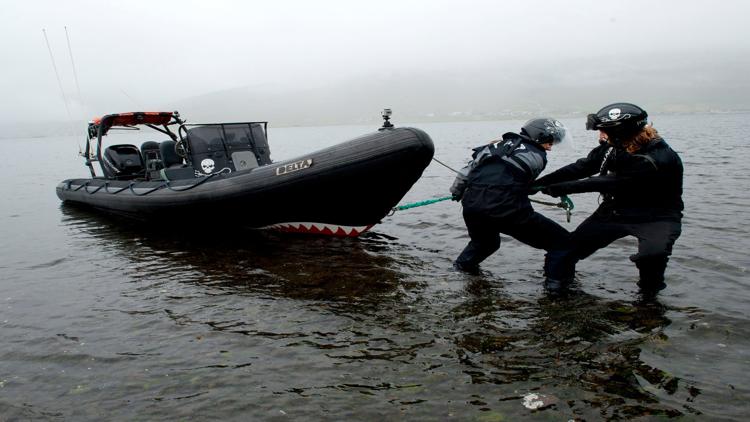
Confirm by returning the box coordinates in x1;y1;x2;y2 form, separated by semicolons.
380;108;394;130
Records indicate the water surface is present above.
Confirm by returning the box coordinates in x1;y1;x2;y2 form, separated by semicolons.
1;114;748;420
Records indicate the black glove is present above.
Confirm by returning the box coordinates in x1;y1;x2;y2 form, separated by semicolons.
451;192;462;201
542;184;566;198
527;185;543;195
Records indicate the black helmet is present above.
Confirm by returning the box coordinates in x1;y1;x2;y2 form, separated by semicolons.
520;118;569;145
586;102;648;135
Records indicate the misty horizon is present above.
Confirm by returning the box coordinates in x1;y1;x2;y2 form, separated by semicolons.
2;1;749;136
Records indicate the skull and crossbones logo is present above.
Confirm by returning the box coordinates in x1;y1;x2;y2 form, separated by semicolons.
607;108;622;121
200;158;215;174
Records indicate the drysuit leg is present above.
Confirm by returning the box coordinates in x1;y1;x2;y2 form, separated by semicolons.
544;212;629;289
501;211;570;252
629;220;682;292
501;211;571;291
455;211;501;271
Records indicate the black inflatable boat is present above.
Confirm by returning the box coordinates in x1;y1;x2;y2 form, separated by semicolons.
56;111;434;236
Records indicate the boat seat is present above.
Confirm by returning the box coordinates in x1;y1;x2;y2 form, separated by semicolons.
141;141;163;171
102;144;145;180
159;140;184;168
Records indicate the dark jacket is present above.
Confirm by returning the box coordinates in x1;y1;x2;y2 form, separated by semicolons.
462;133;548;218
535;138;683;220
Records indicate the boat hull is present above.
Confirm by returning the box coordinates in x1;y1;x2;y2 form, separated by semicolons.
57;127;434;236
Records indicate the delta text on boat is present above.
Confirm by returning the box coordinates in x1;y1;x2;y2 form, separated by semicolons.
56;110;435;236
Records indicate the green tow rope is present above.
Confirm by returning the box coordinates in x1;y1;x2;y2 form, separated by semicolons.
390;196;453;214
394;157;576;221
390;194;574;222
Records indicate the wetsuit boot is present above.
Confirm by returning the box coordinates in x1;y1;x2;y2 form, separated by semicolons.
543;250;575;293
454;214;501;274
632;255;669;294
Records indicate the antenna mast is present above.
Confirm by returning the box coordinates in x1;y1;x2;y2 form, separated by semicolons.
64;26;84;108
42;28;74;136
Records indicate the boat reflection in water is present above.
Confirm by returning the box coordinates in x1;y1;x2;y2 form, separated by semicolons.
60;203;417;303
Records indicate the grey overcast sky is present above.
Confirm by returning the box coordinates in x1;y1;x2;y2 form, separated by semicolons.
2;0;749;125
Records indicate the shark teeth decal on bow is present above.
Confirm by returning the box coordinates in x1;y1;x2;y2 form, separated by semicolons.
262;222;374;237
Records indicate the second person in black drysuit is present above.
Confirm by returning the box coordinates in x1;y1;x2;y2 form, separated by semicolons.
451;118;571;273
534;103;683;294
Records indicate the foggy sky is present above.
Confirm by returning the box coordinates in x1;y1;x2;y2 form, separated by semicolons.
2;0;750;129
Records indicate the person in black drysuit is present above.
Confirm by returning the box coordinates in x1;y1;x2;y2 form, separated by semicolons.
452;118;571;273
534;103;683;294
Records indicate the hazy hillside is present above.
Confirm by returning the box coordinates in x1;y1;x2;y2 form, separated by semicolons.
172;51;750;126
4;52;749;138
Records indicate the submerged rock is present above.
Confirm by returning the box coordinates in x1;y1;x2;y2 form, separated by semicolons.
522;392;558;410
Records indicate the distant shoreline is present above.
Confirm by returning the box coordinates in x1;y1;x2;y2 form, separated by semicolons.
2;109;749;140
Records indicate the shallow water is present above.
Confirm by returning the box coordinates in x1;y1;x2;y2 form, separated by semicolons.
1;113;748;420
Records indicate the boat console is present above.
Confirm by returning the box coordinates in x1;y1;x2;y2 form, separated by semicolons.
185;123;272;175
